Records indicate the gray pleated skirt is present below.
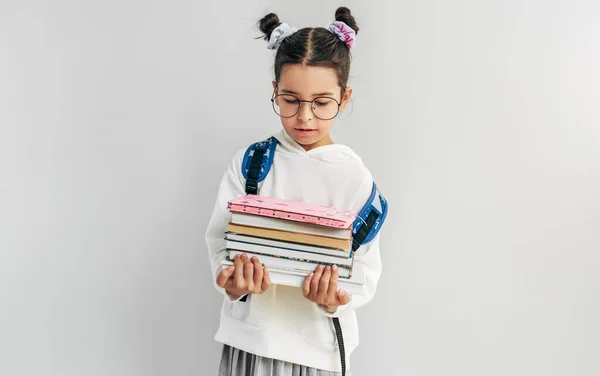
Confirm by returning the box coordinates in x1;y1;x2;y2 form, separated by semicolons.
218;344;346;376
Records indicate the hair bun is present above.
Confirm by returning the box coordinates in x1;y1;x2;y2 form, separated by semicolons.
259;13;282;42
335;7;359;34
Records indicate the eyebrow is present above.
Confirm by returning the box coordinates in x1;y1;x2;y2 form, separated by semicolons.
280;89;336;97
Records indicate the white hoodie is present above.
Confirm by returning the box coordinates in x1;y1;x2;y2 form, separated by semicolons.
205;129;383;372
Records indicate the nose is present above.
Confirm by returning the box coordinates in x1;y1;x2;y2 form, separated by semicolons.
297;101;313;122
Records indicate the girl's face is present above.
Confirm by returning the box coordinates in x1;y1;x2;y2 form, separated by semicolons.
273;64;352;151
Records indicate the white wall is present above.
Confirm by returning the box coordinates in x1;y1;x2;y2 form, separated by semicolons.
1;1;599;375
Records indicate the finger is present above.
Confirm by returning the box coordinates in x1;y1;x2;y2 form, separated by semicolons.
216;266;235;288
319;266;332;301
302;272;314;297
251;257;263;291
233;254;244;282
261;267;272;291
311;264;325;297
337;289;351;306
327;265;339;301
243;258;254;289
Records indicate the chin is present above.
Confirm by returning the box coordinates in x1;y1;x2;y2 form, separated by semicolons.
293;134;320;144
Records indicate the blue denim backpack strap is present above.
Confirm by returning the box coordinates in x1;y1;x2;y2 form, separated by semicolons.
241;136;278;195
237;136;278;302
350;182;389;252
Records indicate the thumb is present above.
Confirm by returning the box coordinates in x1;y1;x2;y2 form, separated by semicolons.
216;266;235;287
261;266;272;291
337;289;351;305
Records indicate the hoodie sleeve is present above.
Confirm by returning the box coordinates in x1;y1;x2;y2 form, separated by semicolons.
205;150;247;301
317;175;384;318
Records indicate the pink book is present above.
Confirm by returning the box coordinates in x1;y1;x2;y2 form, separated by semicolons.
227;195;357;229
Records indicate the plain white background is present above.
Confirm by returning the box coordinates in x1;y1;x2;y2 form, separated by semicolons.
1;0;599;375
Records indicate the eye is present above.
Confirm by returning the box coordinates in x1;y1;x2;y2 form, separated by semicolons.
314;97;336;107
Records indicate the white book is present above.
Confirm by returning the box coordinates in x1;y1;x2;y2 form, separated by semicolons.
220;260;366;295
226;250;352;278
225;233;351;260
225;240;353;268
230;212;352;240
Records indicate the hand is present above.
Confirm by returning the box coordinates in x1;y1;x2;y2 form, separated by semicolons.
216;254;271;300
302;264;351;313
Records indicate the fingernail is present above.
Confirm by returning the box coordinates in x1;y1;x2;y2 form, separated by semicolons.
339;289;346;296
326;265;331;271
228;266;235;271
332;265;338;271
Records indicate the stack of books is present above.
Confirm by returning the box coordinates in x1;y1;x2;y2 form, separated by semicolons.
220;195;366;294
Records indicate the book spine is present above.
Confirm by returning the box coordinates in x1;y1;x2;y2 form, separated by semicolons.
226;233;351;256
227;224;351;251
226;243;353;268
226;251;352;278
230;213;351;240
228;204;348;228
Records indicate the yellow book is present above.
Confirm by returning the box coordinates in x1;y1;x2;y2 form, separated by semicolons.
226;223;352;251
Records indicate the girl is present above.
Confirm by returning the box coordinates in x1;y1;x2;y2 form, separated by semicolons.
205;7;384;376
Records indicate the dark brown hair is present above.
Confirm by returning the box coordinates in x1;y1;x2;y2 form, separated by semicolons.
258;7;359;92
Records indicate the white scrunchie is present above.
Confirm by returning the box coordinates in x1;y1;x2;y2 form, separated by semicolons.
267;23;298;50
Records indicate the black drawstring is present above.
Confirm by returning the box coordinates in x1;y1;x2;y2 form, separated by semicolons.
332;317;346;376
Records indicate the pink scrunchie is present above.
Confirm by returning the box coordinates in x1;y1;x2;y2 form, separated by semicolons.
328;21;356;49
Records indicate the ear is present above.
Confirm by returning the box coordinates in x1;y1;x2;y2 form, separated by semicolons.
340;86;353;111
272;80;277;91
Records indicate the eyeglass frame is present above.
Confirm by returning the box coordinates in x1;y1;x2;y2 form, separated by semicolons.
270;86;345;120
